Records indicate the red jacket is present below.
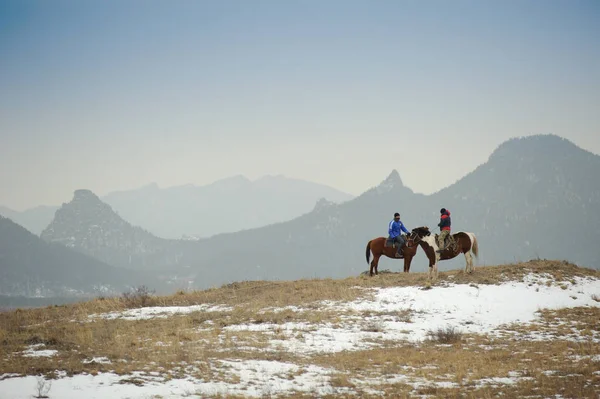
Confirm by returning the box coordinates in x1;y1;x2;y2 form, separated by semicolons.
439;211;451;231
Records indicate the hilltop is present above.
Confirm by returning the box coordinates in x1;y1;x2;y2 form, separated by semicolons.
0;260;599;398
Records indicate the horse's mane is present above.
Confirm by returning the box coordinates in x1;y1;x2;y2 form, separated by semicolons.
411;226;431;237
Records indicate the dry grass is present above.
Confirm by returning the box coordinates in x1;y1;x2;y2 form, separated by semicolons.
442;259;599;286
426;326;463;344
0;260;599;398
310;313;600;398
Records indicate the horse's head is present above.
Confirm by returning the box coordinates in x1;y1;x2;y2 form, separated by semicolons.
411;226;431;241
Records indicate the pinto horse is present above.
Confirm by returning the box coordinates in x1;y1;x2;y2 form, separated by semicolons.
408;226;479;281
365;233;419;276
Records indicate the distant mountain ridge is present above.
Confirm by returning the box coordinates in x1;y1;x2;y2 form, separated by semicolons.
0;214;160;297
4;134;598;295
2;175;354;238
101;175;354;239
180;134;600;288
0;205;58;237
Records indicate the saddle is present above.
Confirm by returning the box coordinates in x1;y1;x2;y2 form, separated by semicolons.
435;233;458;251
385;234;407;249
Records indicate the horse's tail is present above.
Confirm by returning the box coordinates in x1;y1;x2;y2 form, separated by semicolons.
471;234;479;258
366;240;371;264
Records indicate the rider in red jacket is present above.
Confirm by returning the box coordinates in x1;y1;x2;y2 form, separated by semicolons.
436;208;451;252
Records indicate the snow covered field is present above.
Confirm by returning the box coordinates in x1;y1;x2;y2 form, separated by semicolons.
1;265;599;398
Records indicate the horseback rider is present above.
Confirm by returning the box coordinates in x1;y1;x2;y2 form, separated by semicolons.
436;208;451;252
389;212;410;257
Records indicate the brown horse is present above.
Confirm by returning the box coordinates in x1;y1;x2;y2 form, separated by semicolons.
408;226;479;281
365;233;419;276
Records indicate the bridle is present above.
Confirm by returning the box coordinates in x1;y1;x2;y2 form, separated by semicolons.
406;231;421;247
407;228;431;247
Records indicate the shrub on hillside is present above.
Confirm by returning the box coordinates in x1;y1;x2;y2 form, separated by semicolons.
426;326;463;344
121;285;155;308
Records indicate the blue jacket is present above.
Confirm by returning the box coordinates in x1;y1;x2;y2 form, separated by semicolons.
389;219;409;238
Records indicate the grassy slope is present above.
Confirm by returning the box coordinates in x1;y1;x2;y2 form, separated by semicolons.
1;259;599;398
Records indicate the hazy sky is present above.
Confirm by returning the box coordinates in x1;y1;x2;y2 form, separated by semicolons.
1;0;599;210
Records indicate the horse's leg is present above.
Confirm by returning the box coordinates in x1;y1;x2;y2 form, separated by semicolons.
428;255;437;282
370;255;380;277
464;250;473;274
369;251;375;276
433;252;441;281
403;255;412;273
369;255;375;276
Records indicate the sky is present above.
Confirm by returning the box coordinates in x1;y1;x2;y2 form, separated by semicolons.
1;0;599;210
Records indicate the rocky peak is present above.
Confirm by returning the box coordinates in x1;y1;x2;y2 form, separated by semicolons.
313;197;335;212
376;169;404;194
72;189;102;204
39;189;178;270
41;190;119;242
74;188;97;197
57;189;114;220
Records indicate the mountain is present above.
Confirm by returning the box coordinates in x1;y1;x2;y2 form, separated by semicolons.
40;189;189;272
428;134;600;269
27;134;600;291
0;205;58;236
181;134;600;288
2;176;353;239
184;168;425;286
0;215;159;298
101;175;354;239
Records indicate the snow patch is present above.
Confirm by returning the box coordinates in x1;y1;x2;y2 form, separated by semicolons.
223;275;600;353
82;357;112;364
0;362;341;399
1;271;599;397
21;344;57;358
88;304;232;321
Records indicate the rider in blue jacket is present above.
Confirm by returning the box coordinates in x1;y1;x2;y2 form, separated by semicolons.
389;212;410;257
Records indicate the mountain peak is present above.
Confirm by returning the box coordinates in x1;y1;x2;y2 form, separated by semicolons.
43;189;123;243
209;175;251;189
41;188;172;270
385;169;403;184
376;169;404;194
73;189;100;202
313;197;335;212
489;134;584;163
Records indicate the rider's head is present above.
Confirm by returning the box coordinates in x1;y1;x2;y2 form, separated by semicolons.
440;208;446;214
394;212;400;219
